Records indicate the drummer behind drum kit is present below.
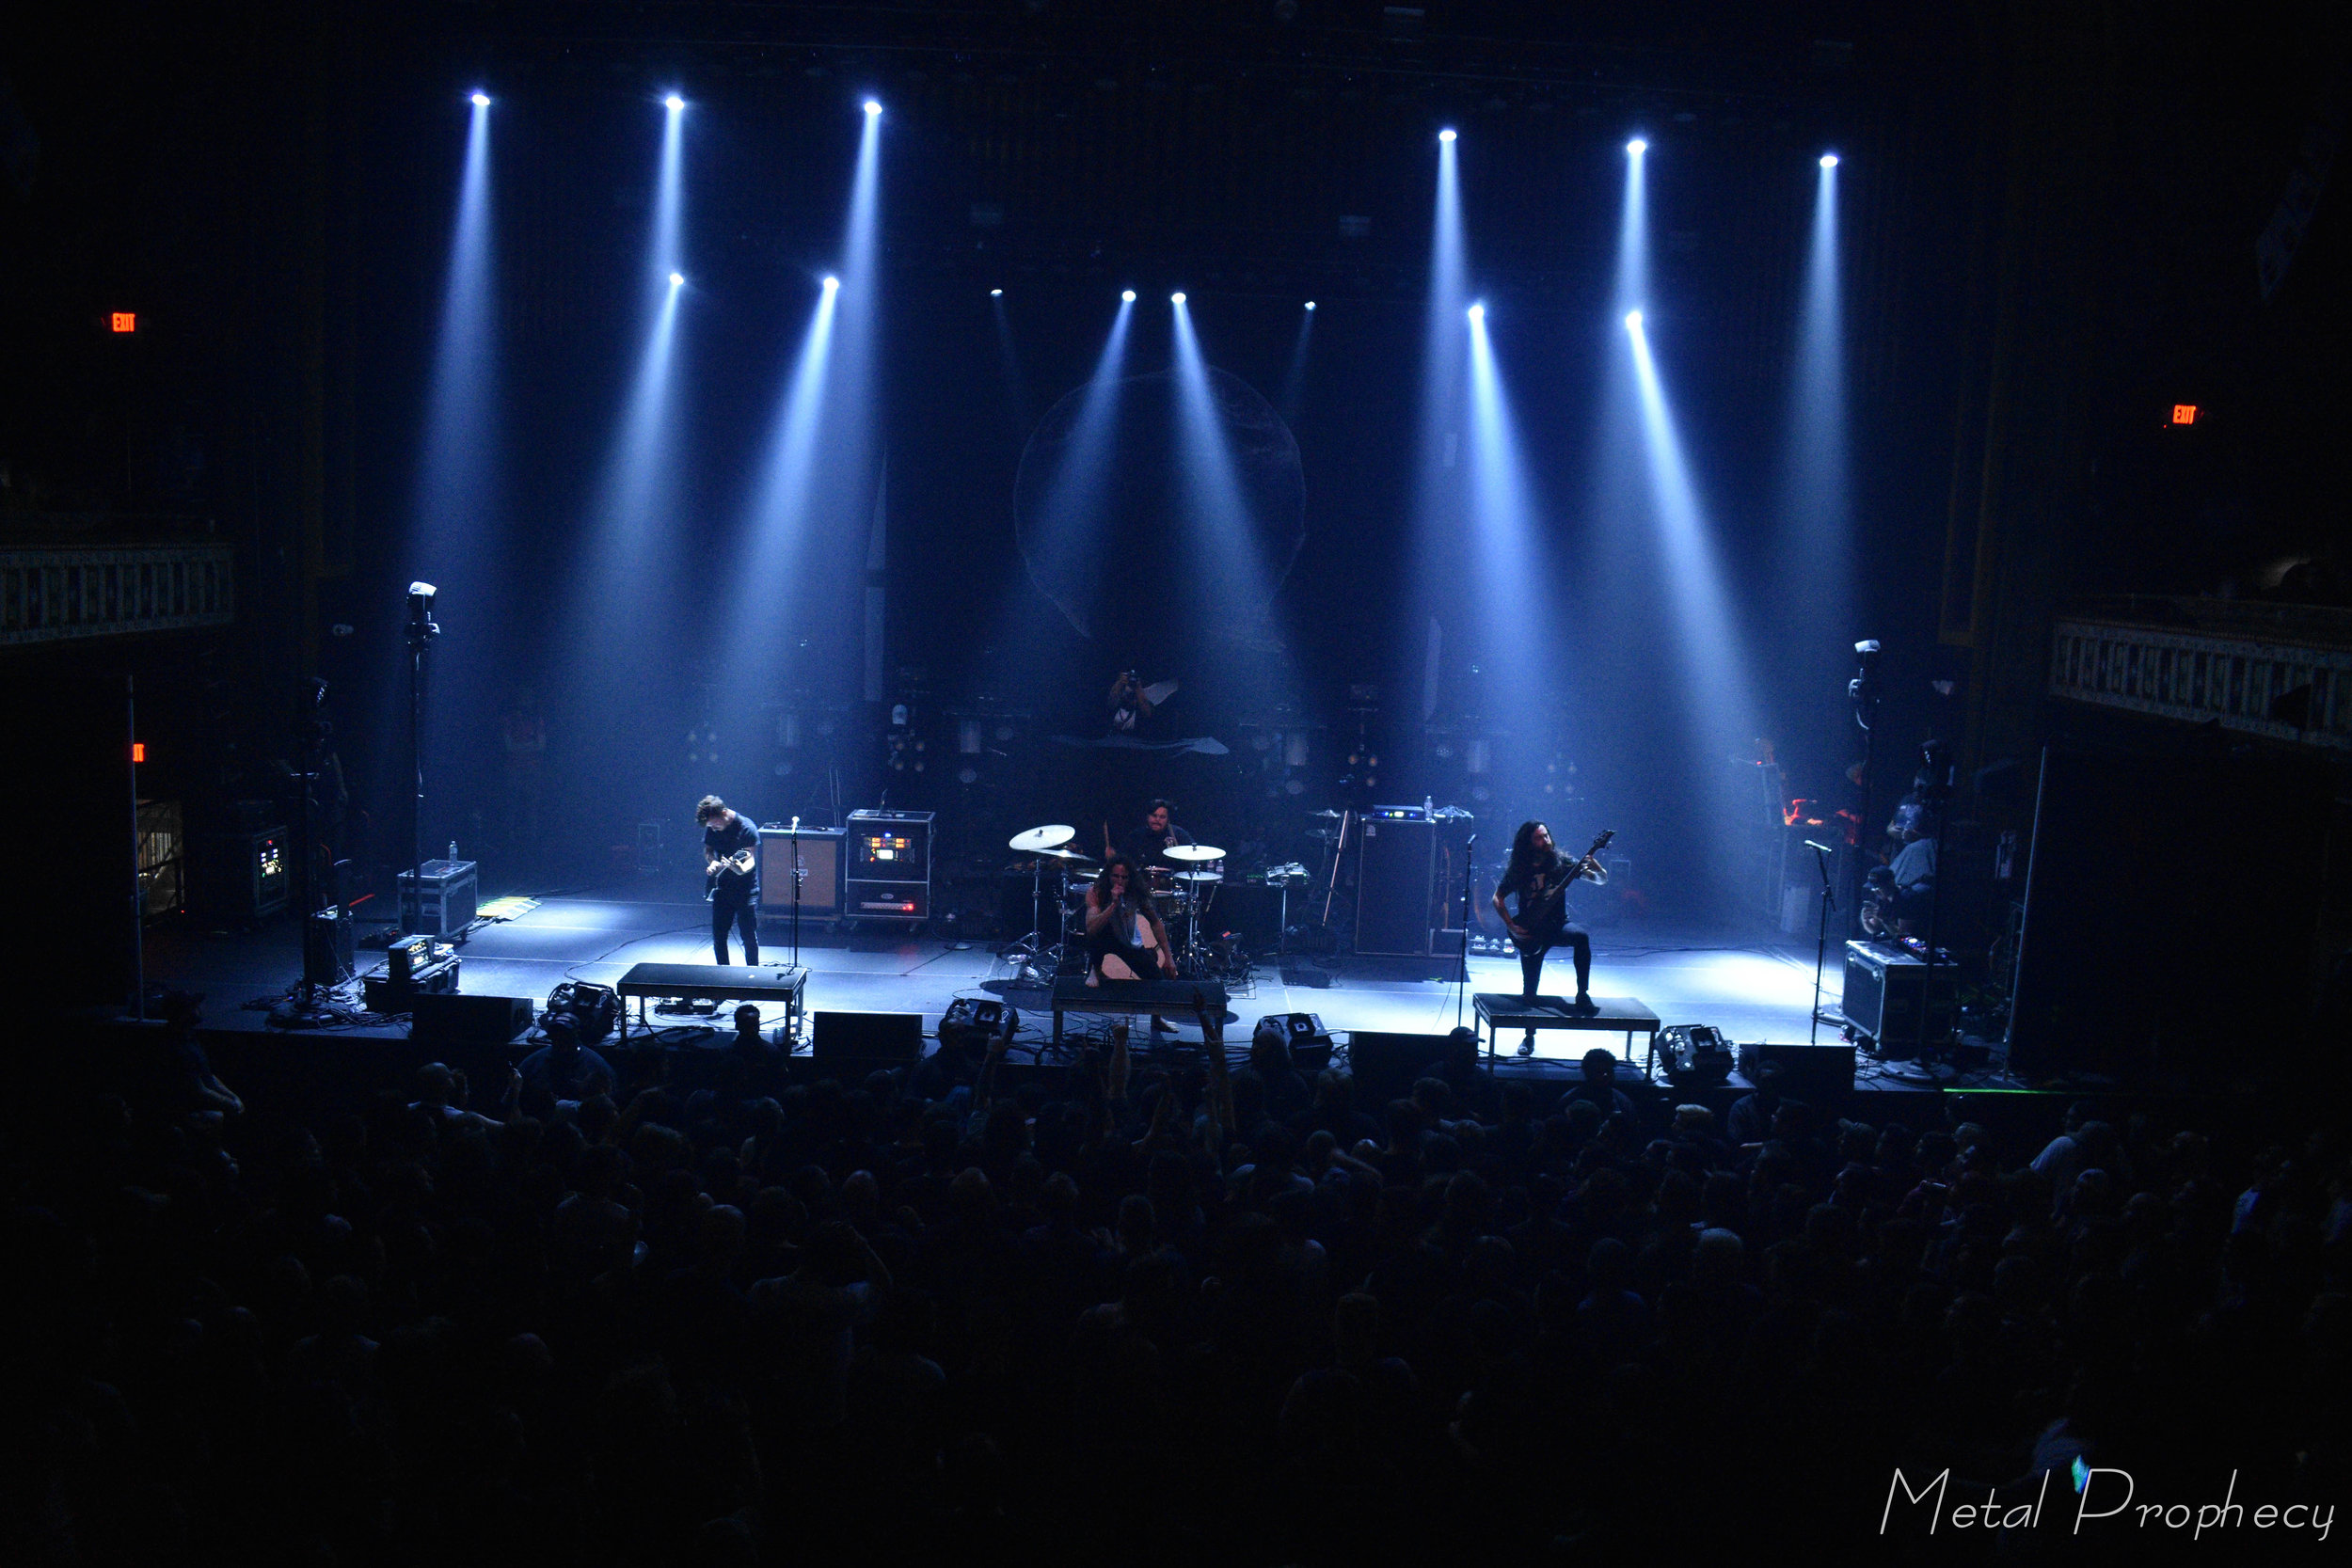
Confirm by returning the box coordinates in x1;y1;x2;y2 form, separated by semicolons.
1000;823;1237;986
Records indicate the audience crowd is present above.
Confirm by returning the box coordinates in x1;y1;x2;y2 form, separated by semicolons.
5;1001;2345;1564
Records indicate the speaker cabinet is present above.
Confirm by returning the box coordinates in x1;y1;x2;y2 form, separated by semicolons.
410;991;533;1047
811;1010;924;1062
760;827;844;919
1355;808;1437;956
1735;1041;1855;1100
1346;1030;1454;1103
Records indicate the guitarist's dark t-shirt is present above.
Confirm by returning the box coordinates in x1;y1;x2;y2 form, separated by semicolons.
1499;850;1575;925
706;814;761;902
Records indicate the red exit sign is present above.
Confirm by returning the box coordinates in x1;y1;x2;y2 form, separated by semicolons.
109;311;137;333
2170;404;2200;425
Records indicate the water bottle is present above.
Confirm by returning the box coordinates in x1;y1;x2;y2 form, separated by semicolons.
447;840;459;867
1422;794;1434;819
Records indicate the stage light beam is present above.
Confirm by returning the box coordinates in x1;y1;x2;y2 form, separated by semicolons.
470;91;490;107
1820;151;1839;167
1121;290;1136;303
1170;292;1186;305
664;94;684;112
1626;136;1646;155
1439;128;1456;143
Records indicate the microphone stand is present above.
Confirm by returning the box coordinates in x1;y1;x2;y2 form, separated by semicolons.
787;816;804;971
1807;839;1836;1046
1455;832;1478;1031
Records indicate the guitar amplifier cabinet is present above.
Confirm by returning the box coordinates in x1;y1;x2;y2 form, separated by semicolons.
1355;806;1437;956
846;809;934;922
759;827;844;920
1841;940;1957;1049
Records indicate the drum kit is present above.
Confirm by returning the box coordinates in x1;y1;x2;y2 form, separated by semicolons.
1000;822;1229;983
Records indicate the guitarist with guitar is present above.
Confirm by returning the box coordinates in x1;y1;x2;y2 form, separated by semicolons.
1493;820;1613;1053
696;794;763;964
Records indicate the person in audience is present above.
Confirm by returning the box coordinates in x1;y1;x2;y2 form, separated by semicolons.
516;1013;616;1117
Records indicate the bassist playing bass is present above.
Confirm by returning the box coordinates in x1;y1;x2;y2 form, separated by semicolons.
697;794;762;965
1493;820;1610;1051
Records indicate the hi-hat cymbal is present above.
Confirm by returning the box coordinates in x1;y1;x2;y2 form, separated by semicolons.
1037;847;1097;864
1009;823;1075;853
1174;870;1223;885
1165;843;1224;863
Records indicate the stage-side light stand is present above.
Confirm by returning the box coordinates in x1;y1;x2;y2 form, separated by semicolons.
404;583;439;933
1806;837;1836;1045
1847;639;1880;933
126;673;145;1022
1911;740;1956;1064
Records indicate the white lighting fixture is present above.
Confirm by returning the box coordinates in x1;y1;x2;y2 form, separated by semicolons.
669;272;684;288
1121;289;1136;303
863;99;882;116
1438;128;1456;143
470;91;490;107
1467;302;1484;323
1304;301;1316;311
990;288;1003;297
822;275;840;291
1626;136;1647;155
665;94;684;112
1820;152;1839;168
1170;292;1186;305
1625;309;1643;330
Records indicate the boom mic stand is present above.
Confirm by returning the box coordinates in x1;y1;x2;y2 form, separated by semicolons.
1806;838;1836;1045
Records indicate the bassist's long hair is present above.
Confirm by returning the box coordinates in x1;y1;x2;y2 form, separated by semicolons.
1504;820;1558;886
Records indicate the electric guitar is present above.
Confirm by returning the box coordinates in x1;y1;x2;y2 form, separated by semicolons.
1508;829;1614;956
705;847;755;898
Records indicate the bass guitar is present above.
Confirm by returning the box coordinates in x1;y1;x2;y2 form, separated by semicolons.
1508;829;1614;956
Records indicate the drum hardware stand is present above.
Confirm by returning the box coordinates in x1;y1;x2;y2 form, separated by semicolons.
1002;858;1052;973
1002;826;1090;986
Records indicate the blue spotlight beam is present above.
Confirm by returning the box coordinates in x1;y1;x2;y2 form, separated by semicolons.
1168;297;1279;623
412;94;499;581
1021;296;1136;626
1622;312;1766;905
1405;130;1470;723
401;92;501;863
723;105;884;696
1615;136;1649;309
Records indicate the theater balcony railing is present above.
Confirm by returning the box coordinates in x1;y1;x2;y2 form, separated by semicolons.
2051;595;2352;752
0;532;235;647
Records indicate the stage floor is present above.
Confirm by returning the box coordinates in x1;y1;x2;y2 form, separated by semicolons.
150;886;1833;1071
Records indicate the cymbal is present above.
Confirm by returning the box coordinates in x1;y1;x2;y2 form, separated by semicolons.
1308;808;1343;818
1164;843;1224;863
1009;823;1075;853
1037;847;1096;864
1174;870;1223;884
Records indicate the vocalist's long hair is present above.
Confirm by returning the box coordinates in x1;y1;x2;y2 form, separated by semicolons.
1095;853;1148;920
1504;821;1557;885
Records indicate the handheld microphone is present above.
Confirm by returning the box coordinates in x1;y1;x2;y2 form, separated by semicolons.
1804;839;1836;855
